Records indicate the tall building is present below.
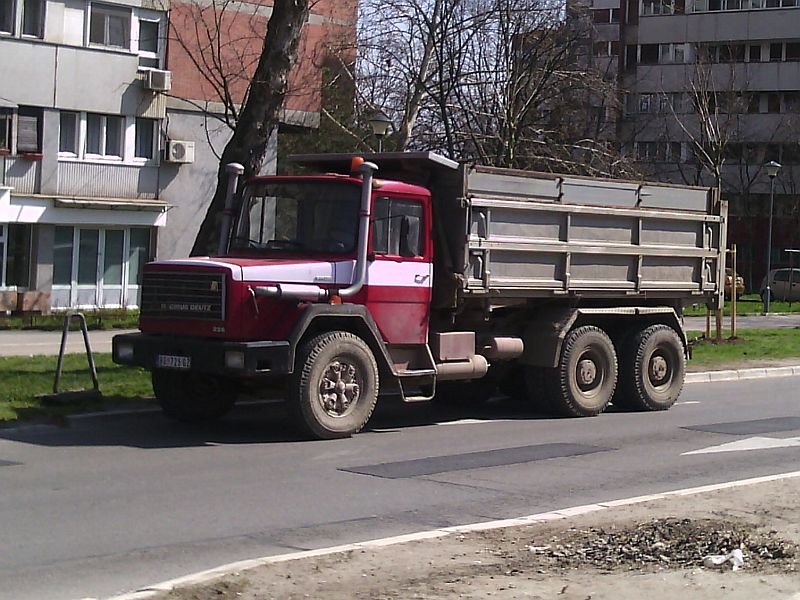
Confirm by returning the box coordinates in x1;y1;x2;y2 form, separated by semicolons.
0;0;356;312
581;0;800;288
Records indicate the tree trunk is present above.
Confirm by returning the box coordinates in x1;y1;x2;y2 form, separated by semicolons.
191;0;310;256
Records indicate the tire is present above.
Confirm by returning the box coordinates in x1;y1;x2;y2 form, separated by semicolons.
152;370;237;422
544;326;617;417
288;331;379;439
616;324;685;411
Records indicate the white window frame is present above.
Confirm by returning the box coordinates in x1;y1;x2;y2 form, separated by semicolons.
135;17;161;68
88;2;131;50
85;112;124;160
134;117;156;160
59;111;79;157
58;113;160;165
0;0;15;35
20;0;44;38
51;226;152;309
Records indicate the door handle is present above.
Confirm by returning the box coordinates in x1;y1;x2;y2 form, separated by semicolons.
414;274;430;284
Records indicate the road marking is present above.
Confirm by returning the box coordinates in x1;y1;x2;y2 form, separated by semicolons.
679;401;701;405
683;436;800;455
104;470;800;600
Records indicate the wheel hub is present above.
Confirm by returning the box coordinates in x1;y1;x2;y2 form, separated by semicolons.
577;358;597;387
319;360;361;417
650;355;669;383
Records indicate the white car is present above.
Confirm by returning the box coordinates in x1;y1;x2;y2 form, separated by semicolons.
760;268;800;302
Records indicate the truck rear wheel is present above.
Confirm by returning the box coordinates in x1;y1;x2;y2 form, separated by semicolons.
152;371;237;422
616;324;684;411
289;331;379;439
545;326;617;417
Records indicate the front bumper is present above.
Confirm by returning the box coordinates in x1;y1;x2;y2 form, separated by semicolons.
112;333;291;376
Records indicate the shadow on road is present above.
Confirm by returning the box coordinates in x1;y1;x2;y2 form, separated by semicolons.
0;394;559;449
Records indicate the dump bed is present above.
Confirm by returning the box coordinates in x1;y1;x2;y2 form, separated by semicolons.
446;164;725;303
289;152;726;308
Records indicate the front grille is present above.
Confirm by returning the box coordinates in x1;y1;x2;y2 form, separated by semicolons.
140;271;226;321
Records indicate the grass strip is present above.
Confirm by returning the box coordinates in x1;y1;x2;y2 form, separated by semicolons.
0;353;153;422
686;328;800;368
0;309;139;331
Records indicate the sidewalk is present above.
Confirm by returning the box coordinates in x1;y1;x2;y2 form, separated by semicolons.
0;329;137;357
122;473;800;600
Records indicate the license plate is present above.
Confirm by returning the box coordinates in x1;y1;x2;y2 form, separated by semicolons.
156;354;192;370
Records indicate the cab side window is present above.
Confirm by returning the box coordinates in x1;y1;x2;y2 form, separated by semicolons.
372;197;424;258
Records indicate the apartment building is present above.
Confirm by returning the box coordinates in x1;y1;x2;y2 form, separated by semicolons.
0;0;356;312
583;0;800;287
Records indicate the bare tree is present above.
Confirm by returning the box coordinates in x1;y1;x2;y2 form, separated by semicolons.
356;0;632;175
172;0;316;255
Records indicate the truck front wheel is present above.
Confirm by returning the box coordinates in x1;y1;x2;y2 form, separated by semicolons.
289;331;379;439
616;324;685;411
152;371;237;422
545;326;617;417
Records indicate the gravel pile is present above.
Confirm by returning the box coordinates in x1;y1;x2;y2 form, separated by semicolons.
520;518;796;572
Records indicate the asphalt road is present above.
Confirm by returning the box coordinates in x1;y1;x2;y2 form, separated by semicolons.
1;376;799;600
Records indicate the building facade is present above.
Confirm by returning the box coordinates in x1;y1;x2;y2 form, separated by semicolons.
0;0;356;312
582;0;800;288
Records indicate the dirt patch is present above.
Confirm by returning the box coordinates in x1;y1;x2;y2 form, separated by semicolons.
152;477;800;600
515;517;795;572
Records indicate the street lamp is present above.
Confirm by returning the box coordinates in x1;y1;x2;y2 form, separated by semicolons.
763;160;781;314
367;110;392;152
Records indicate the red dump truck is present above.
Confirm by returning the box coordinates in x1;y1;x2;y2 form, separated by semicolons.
113;152;726;438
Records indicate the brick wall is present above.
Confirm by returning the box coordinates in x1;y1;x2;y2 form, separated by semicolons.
167;0;357;118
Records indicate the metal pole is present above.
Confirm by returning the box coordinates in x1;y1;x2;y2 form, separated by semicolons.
765;175;775;314
730;244;737;338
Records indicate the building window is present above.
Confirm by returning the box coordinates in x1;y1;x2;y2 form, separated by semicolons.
770;43;783;61
86;113;123;158
0;109;11;153
89;3;130;49
0;224;31;288
0;0;14;34
52;226;153;307
134;117;155;159
748;44;762;62
787;43;800;61
16;106;42;153
640;44;659;64
59;111;79;155
137;19;160;67
21;0;44;37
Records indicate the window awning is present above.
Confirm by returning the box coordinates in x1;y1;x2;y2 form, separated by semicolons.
54;198;169;212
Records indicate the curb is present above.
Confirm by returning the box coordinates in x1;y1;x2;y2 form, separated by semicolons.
685;364;800;384
101;470;800;600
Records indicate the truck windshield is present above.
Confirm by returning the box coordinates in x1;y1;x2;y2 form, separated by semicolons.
231;181;360;255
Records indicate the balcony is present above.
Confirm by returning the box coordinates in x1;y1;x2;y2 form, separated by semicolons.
57;161;159;200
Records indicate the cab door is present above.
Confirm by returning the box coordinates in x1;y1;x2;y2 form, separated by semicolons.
364;195;432;344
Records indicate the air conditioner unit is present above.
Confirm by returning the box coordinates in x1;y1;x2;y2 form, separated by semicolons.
165;140;195;164
144;69;172;92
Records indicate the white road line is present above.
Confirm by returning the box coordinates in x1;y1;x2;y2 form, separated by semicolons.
102;470;800;600
683;436;800;455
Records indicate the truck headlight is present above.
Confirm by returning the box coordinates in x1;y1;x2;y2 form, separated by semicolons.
116;342;134;361
225;350;245;369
